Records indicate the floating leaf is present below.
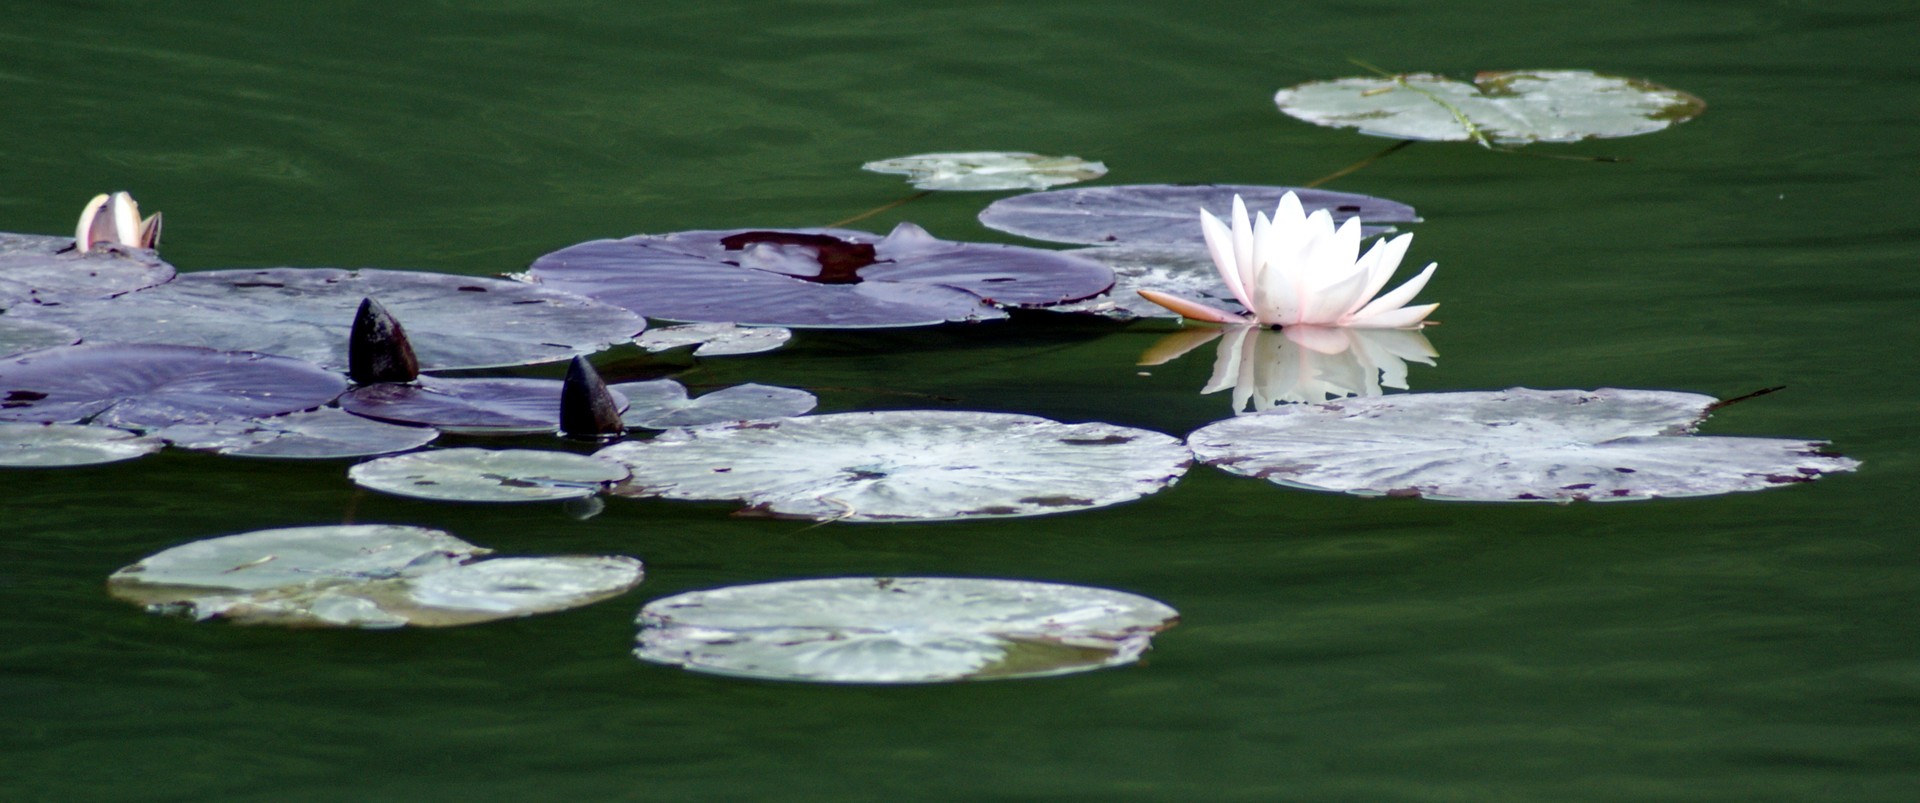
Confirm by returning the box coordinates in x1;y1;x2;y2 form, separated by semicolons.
635;577;1179;683
634;323;793;357
1144;325;1438;411
526;222;1114;328
598;410;1190;521
1273;70;1705;145
1187;387;1859;502
0;421;161;467
978;184;1416;247
0;344;347;430
9;268;643;371
107;524;643;627
1049;245;1238;320
349;447;630;502
861;151;1108;191
0;316;79;357
0;232;175;309
156;408;438;459
339;376;629;435
609;379;817;430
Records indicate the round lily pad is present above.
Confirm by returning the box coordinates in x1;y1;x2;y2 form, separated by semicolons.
107;524;644;628
1187;387;1860;502
156;407;438;459
635;323;793;357
0;421;162;467
0;316;80;357
340;377;629;435
1273;70;1706;145
609;379;817;430
861;151;1108;191
0;232;175;309
636;576;1179;683
598;410;1190;521
0;344;348;430
1050;245;1238;319
348;447;631;502
8;268;644;371
526;223;1114;328
978;184;1416;247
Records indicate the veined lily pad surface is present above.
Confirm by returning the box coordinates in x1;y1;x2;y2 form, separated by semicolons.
598;410;1190;521
635;577;1180;683
1052;245;1239;320
1145;325;1438;411
0;316;79;358
9;268;644;371
0;344;348;430
0;421;162;467
609;379;817;430
156;408;438;459
1188;388;1859;502
340;377;629;435
349;447;631;502
861;151;1108;191
526;223;1114;328
635;323;793;357
1273;70;1706;145
107;524;644;628
977;184;1416;247
0;232;176;309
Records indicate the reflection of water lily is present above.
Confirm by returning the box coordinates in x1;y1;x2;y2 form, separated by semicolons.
1143;325;1437;412
74;192;161;253
1138;192;1435;327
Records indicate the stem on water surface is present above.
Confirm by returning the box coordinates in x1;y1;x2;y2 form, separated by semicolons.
829;190;934;228
1304;139;1415;188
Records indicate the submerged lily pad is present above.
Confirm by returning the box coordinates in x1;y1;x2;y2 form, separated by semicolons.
635;577;1179;683
861;151;1108;191
1273;70;1705;145
526;223;1114;328
340;377;629;435
107;524;644;627
635;323;793;357
0;421;162;467
0;344;348;430
0;232;176;309
1187;387;1859;502
598;410;1190;521
9;268;643;371
349;447;631;502
0;316;80;357
1051;245;1238;319
156;407;438;459
609;379;817;430
978;184;1416;247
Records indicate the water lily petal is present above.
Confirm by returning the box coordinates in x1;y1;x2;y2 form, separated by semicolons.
1230;195;1256;298
1349;262;1438;324
1198;208;1254;310
1345;234;1414;318
1351;302;1438;329
1136;290;1249;324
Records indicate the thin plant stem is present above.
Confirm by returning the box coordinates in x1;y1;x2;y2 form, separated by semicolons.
829;190;934;228
1304;139;1415;188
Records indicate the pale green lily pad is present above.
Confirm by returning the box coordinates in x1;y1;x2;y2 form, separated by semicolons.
348;447;630;502
636;577;1179;683
862;151;1107;191
1052;245;1237;320
0;421;161;467
609;379;817;430
598;410;1190;521
156;408;438;459
0;316;80;357
1188;387;1859;502
107;524;644;627
1273;70;1705;145
635;323;792;357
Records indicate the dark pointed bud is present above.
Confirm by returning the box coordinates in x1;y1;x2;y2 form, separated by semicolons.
349;297;419;384
560;356;625;439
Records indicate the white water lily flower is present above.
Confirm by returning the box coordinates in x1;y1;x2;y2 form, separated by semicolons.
1138;192;1435;328
74;192;161;254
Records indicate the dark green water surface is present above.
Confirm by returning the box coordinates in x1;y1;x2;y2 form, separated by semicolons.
5;1;1918;800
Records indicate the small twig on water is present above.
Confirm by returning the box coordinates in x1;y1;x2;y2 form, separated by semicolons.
829;190;934;228
1705;385;1787;414
1304;139;1416;188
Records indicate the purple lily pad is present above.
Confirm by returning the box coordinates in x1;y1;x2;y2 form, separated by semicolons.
340;376;630;435
1;316;81;358
526;222;1115;328
9;268;644;371
977;184;1418;246
156;407;439;459
0;232;176;309
0;344;348;430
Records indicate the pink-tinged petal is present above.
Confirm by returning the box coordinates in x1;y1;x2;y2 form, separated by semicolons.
138;213;163;249
1282;324;1354;355
1137;289;1250;324
1330;215;1363;275
1350;262;1437;322
110;192;140;247
74;193;111;253
1350;302;1438;329
1199;209;1254;309
1345;234;1413;318
1230;195;1255;298
1301;267;1375;324
1249;211;1277;320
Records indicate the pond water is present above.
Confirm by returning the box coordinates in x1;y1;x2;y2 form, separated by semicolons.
5;1;1918;799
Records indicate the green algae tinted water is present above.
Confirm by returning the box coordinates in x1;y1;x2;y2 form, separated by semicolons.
5;1;1919;799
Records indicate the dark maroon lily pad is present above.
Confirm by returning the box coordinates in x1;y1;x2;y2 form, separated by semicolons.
340;376;630;435
9;268;643;371
976;184;1418;246
0;232;176;309
526;222;1115;328
0;344;348;430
